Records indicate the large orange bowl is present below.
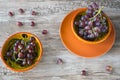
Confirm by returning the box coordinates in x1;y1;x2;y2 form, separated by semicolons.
60;8;115;58
1;32;43;72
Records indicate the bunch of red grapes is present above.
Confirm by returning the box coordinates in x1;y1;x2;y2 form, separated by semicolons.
4;36;38;67
74;2;108;41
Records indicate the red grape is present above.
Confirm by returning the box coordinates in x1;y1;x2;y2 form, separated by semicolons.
18;52;24;58
42;30;48;34
30;37;35;42
17;21;23;26
88;5;93;10
27;59;32;65
18;8;24;14
57;58;63;64
81;70;87;76
22;59;27;65
8;12;14;16
6;52;12;57
32;11;37;15
74;21;79;26
31;21;35;26
92;2;99;9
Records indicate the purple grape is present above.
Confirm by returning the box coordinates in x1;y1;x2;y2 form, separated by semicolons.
30;37;35;42
27;59;32;65
18;44;24;50
93;16;99;22
16;40;21;44
74;21;79;26
42;30;48;34
86;9;92;14
30;42;36;46
85;26;91;30
13;46;18;52
92;2;99;10
86;9;93;17
28;49;34;53
81;16;86;21
79;21;85;27
84;15;89;20
14;43;18;47
18;52;24;58
87;33;95;40
87;30;93;34
78;29;84;36
101;26;108;33
83;31;88;36
93;31;99;37
101;17;107;25
6;52;12;57
88;21;93;27
26;44;34;50
26;44;31;49
20;49;25;53
57;58;63;64
85;21;88;26
93;27;101;33
81;70;87;76
88;5;93;10
27;53;34;60
22;59;27;65
94;21;101;27
21;40;24;44
83;35;88;40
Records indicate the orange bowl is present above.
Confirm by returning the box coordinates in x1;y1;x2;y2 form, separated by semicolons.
1;32;43;72
71;8;112;44
60;8;115;58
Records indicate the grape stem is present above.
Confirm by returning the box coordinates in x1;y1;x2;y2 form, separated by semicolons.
90;6;104;21
16;58;22;62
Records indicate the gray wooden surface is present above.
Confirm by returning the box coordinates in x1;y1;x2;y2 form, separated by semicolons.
0;0;120;80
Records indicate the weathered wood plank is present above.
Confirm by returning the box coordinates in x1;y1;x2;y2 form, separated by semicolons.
0;1;120;80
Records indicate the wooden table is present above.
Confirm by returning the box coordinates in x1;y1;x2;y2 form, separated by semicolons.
0;0;120;80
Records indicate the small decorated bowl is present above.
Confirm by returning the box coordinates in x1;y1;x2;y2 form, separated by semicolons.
1;32;43;72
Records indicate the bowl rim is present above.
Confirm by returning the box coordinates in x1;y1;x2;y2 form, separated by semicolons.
71;8;112;44
1;32;43;72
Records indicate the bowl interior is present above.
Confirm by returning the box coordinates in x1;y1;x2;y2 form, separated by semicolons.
72;8;111;44
1;32;42;72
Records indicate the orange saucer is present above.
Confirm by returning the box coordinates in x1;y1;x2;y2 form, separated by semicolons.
60;9;115;58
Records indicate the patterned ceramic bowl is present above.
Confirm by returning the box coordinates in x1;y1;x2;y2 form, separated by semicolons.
1;32;43;72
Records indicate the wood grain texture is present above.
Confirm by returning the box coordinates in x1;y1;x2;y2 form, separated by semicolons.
0;1;120;80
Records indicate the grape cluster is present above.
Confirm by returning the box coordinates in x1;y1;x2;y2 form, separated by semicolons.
74;2;108;41
4;37;38;67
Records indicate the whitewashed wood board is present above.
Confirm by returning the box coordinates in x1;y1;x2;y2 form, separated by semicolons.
0;1;120;80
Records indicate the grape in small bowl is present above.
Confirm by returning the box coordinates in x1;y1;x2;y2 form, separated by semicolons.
72;2;112;44
1;32;43;72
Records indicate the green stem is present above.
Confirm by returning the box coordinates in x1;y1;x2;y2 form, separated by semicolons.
90;6;104;21
16;58;23;62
